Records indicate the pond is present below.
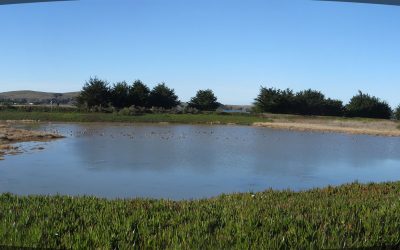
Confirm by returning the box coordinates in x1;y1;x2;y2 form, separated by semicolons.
1;123;400;200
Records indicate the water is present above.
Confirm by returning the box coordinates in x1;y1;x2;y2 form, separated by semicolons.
1;123;400;200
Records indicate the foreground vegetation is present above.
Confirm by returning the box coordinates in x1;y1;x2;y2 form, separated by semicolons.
1;182;400;248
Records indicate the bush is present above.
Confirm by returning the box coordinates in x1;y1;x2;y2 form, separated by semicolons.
188;89;220;111
168;107;184;114
183;106;199;114
118;106;146;116
0;105;78;113
345;91;392;119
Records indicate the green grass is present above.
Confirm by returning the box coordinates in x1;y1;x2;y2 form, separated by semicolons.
0;111;271;125
1;110;392;126
1;182;400;249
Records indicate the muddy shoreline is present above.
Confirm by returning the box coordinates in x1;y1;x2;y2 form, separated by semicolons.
0;122;64;160
253;118;400;137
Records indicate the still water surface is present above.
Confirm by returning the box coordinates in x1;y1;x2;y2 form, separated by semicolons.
1;123;400;200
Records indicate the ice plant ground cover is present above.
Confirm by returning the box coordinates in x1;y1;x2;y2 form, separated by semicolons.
1;182;400;249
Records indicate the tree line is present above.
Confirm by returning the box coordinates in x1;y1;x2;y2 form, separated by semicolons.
254;87;397;119
76;77;220;112
76;77;400;120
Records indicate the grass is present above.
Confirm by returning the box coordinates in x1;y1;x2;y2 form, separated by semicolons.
0;111;271;125
261;112;391;123
1;182;400;249
0;110;389;125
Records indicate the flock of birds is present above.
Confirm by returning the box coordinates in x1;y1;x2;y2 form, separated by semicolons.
38;125;261;143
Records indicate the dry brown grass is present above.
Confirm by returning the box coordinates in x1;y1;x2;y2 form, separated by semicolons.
0;122;64;159
254;116;400;137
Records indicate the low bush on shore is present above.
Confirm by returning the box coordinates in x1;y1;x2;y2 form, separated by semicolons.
0;105;78;113
1;182;400;249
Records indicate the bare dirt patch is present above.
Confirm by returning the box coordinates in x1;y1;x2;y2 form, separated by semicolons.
253;117;400;137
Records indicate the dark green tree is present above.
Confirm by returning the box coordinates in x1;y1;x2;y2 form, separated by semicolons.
129;80;150;107
294;89;343;116
345;91;392;119
294;89;326;115
188;89;220;111
111;81;130;109
254;87;295;114
321;99;344;117
394;105;400;120
77;77;111;108
148;83;180;109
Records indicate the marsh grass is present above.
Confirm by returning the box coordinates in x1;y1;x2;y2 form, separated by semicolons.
0;112;270;125
1;182;400;249
262;113;388;123
0;111;385;125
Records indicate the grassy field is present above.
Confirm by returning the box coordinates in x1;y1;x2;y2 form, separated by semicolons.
1;182;400;249
0;111;271;125
2;111;400;137
0;110;390;125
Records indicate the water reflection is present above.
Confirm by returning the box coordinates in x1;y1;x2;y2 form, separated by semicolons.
1;123;400;200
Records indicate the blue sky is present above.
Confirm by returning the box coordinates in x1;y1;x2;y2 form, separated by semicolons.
0;0;399;105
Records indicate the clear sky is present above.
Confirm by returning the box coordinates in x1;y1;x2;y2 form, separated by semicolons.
0;0;399;105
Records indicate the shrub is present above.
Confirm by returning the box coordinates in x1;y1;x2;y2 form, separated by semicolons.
168;107;183;114
117;106;146;116
345;91;392;119
188;89;220;111
183;106;199;114
0;105;78;113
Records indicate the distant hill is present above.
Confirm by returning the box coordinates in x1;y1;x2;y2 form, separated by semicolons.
0;91;80;105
